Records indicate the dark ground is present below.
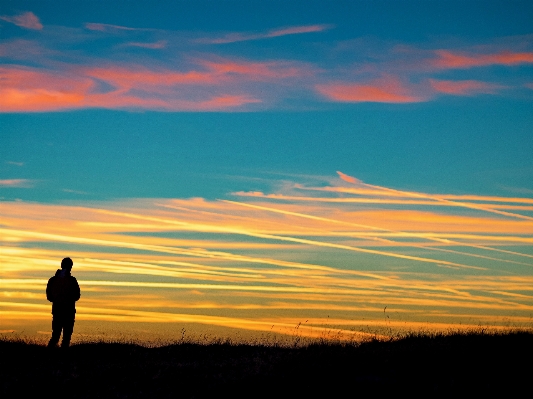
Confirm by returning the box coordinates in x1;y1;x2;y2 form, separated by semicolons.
1;331;532;398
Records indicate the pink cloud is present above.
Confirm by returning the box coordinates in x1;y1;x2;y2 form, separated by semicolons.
199;24;332;44
83;66;217;88
81;58;310;96
0;12;43;30
0;66;93;112
430;50;533;69
316;77;424;103
82;91;260;111
0;66;94;112
0;64;262;112
197;58;308;80
0;179;33;188
429;79;501;96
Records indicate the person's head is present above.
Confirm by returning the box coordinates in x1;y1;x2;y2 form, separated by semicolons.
61;257;73;272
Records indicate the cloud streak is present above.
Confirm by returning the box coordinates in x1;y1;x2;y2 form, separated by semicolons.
85;23;148;32
199;24;333;44
429;79;502;96
125;40;167;49
430;50;533;70
0;12;43;30
0;179;33;188
316;77;425;103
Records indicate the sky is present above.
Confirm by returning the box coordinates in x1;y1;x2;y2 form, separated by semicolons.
1;0;533;343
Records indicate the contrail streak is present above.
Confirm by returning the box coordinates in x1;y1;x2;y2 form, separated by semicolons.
222;200;530;266
342;173;533;221
0;227;391;280
92;208;485;270
331;172;533;260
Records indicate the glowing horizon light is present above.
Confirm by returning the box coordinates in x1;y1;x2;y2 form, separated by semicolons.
1;1;532;343
1;174;532;341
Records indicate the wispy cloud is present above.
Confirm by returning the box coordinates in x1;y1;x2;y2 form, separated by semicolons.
429;50;533;70
0;179;33;188
85;23;147;32
62;189;90;195
429;79;502;96
0;12;43;30
0;62;272;112
198;24;333;44
5;161;24;167
125;40;167;49
0;54;316;112
316;76;425;103
336;171;361;184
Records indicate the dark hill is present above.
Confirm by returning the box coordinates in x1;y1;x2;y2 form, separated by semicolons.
1;331;532;398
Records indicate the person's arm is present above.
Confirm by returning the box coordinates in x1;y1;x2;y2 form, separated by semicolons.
46;277;55;302
72;277;81;301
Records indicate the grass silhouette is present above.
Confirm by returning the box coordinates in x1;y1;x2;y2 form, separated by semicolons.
1;329;532;398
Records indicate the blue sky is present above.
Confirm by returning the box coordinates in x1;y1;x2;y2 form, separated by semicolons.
1;1;533;342
1;1;533;201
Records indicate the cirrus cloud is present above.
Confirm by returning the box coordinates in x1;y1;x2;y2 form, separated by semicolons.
85;22;147;32
316;77;425;103
0;11;43;30
429;79;502;96
0;179;34;188
198;24;333;44
0;62;272;112
125;40;167;49
430;50;533;70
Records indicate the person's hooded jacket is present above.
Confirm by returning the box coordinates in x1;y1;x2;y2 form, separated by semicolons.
46;269;80;316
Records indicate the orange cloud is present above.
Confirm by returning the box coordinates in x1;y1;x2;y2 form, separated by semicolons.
199;24;332;44
429;79;501;96
0;57;313;112
0;12;43;30
0;66;93;112
431;50;533;69
84;58;305;89
0;64;263;112
316;77;424;103
336;171;361;184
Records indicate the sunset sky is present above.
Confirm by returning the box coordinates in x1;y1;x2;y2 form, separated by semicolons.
1;0;533;343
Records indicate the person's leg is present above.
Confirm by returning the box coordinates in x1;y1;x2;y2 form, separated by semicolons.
61;317;75;348
48;315;62;348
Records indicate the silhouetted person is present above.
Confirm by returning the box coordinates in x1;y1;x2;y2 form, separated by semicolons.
46;257;80;348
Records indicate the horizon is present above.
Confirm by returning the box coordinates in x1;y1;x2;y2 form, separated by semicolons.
1;0;533;343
